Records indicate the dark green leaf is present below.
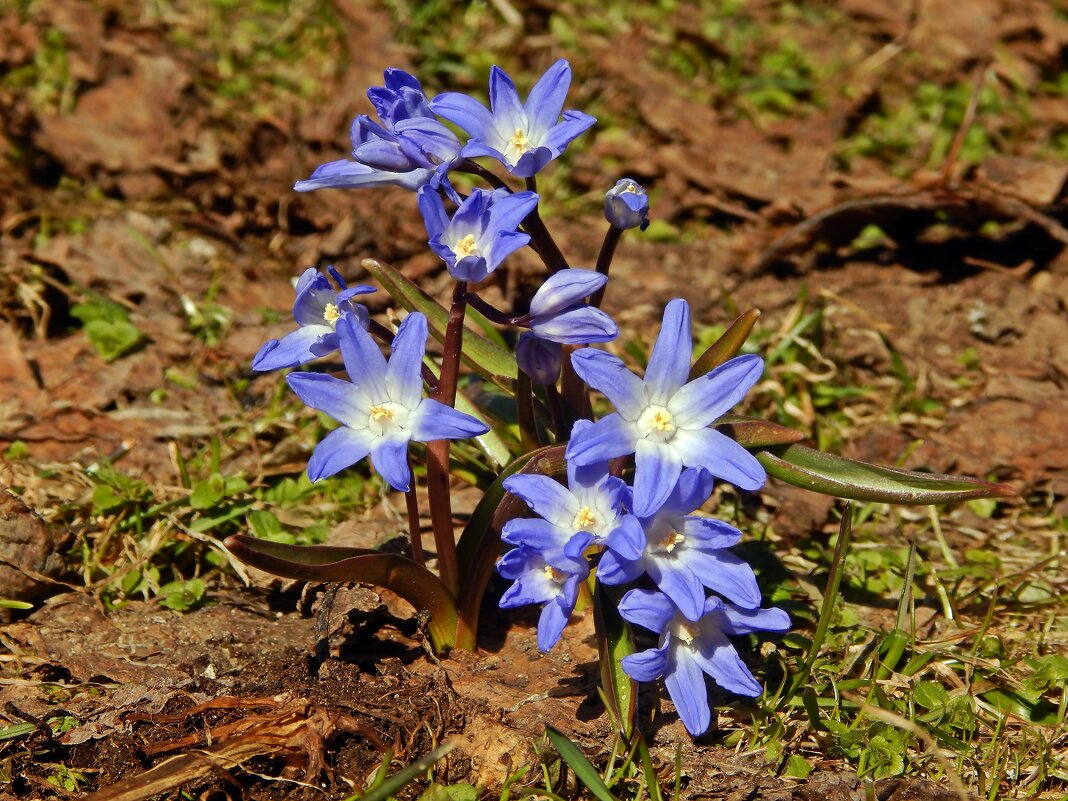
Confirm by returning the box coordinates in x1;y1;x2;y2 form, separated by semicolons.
594;583;635;739
359;740;458;801
756;444;1016;504
224;535;457;652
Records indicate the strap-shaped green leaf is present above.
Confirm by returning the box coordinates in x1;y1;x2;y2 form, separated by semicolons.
755;444;1015;504
545;726;621;801
224;535;457;652
363;258;518;388
593;583;635;739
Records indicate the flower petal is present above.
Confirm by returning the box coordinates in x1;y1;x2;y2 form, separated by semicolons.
565;412;637;466
537;598;570;652
670;353;764;429
529;269;607;317
287;372;370;427
503;474;577;526
621;645;669;682
647;557;705;621
408;398;489;441
596;549;644;586
337;314;388;400
680;515;742;550
645;299;692;404
618;588;676;634
721;605;792;636
690;629;762;697
306;426;374;481
569;349;647;419
294;160;433;192
665;648;712;735
605;514;645;561
523;59;571;139
488;65;525;126
542;110;597;156
417;185;450;241
681;549;762;609
632;439;683;518
487;190;539;233
430;92;495;141
531;306;618;345
502;517;569;551
386;313;427;408
252;326;330;372
371;435;412;491
670;427;766;491
661;467;714;516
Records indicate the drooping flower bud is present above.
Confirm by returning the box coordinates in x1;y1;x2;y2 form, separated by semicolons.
604;178;650;231
516;332;562;385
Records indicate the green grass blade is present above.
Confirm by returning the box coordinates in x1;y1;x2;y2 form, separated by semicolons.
545;726;620;801
689;307;761;379
349;739;457;801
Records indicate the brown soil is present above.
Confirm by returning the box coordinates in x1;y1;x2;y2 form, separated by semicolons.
2;0;1066;798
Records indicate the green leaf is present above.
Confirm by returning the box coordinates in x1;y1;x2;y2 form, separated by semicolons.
689;307;760;379
755;444;1016;504
189;473;226;509
593;583;635;739
0;599;33;610
157;578;206;611
72;294;144;361
453;446;567;650
913;680;950;710
783;754;811;778
363;258;518;388
545;726;620;801
0;723;36;741
423;355;513;469
224;535;457;652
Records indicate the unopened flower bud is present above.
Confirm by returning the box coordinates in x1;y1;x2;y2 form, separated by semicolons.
605;178;649;231
516;333;562;385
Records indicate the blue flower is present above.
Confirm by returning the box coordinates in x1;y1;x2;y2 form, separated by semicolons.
498;535;592;652
567;299;766;518
252;267;375;372
524;269;618;344
286;313;489;491
431;59;596;178
516;333;561;385
417;187;539;283
351;69;461;173
605;178;650;231
598;468;762;620
618;588;790;735
502;420;629;553
294;69;458;194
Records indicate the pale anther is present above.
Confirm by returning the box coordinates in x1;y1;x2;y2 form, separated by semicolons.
370;405;395;422
543;564;565;584
574;506;598;530
651;409;675;432
454;234;479;257
658;529;685;553
508;128;530;153
323;303;341;326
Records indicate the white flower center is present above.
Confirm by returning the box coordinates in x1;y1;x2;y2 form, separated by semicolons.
622;182;640;194
367;402;409;436
573;506;598;532
655;528;685;554
671;619;701;646
454;233;479;258
637;404;677;443
323;303;341;326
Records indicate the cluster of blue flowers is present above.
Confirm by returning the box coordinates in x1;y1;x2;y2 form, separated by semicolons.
256;58;789;737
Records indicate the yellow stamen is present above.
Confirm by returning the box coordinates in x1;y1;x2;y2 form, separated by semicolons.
508;128;530;153
369;405;395;422
651;409;675;432
658;529;685;553
323;303;341;325
454;233;479;257
623;182;640;194
543;564;565;584
574;506;597;530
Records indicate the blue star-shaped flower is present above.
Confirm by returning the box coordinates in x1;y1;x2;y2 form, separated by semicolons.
431;59;595;178
619;588;790;735
567;298;766;517
598;467;762;620
417;186;539;283
286;312;488;491
252;267;375;372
